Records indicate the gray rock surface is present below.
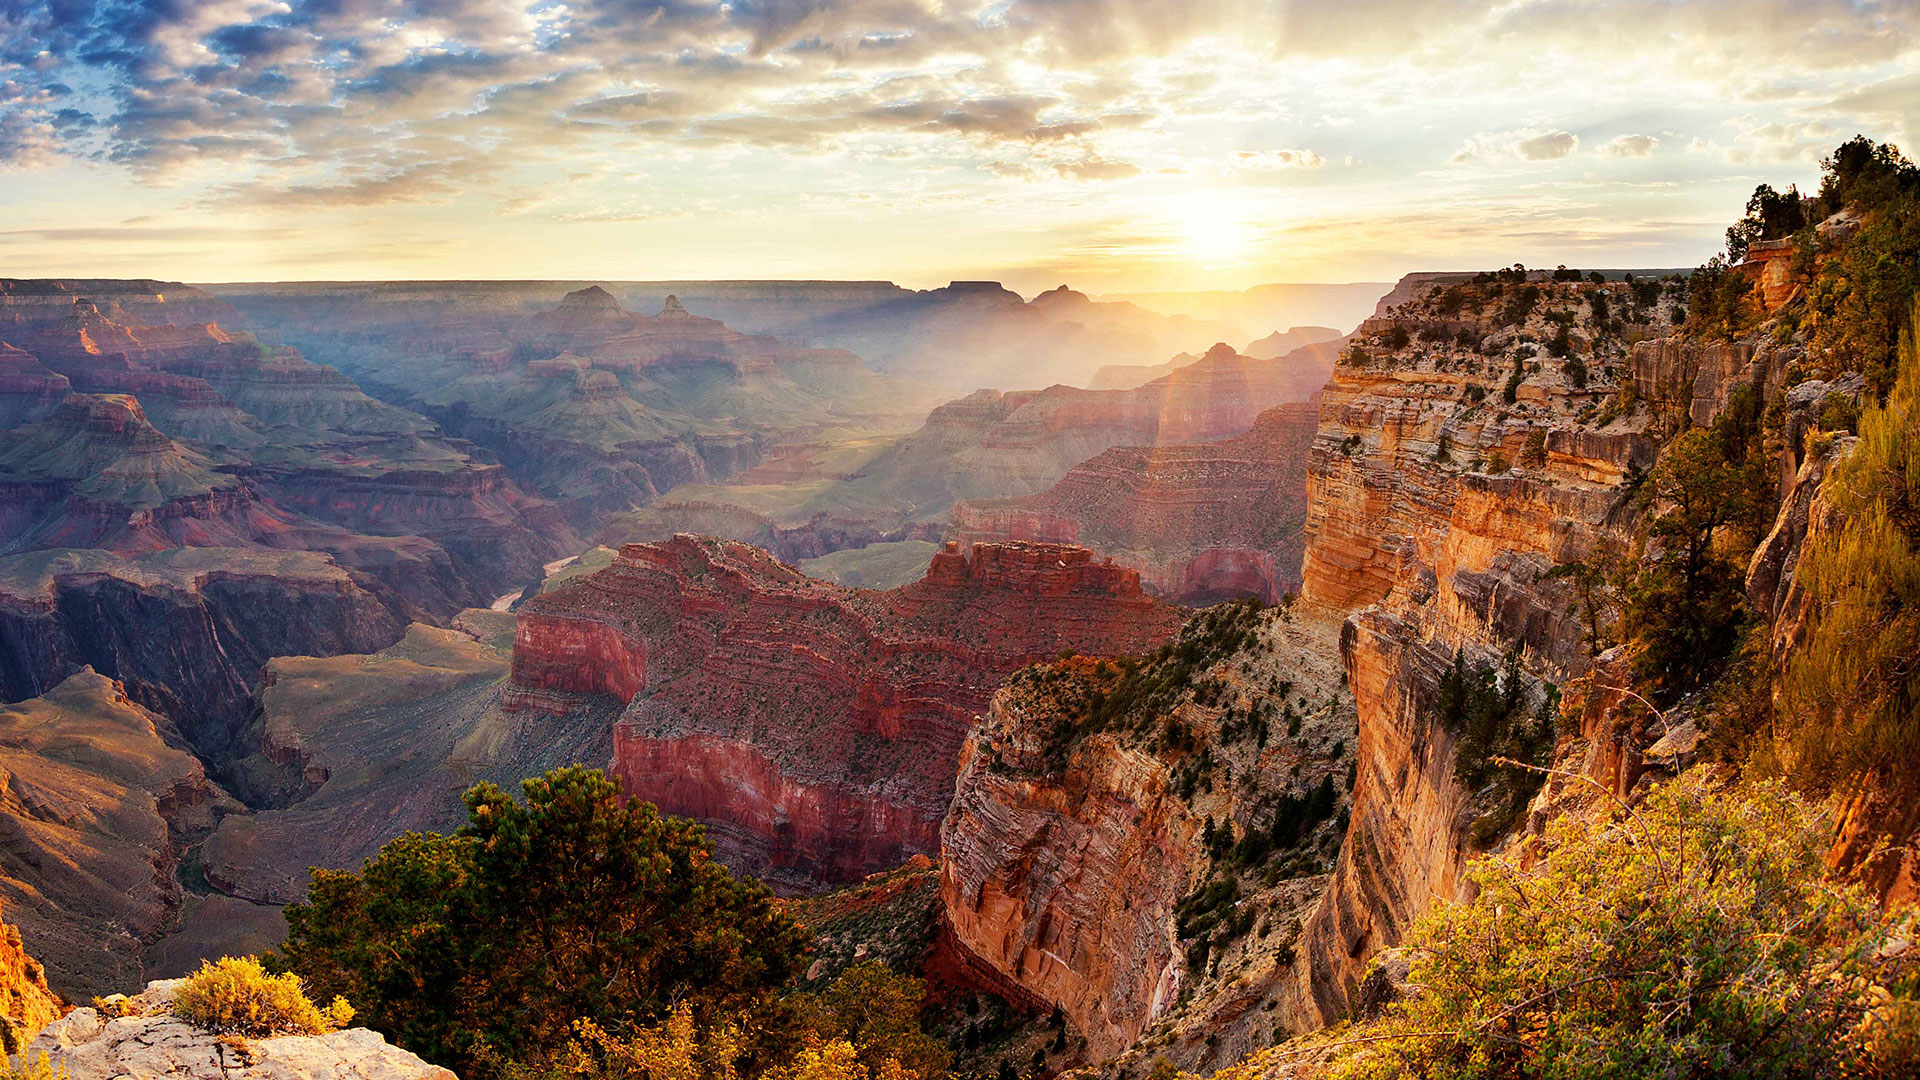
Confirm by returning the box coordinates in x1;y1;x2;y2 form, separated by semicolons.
25;980;454;1080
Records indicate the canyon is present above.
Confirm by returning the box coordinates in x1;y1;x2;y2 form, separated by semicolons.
504;536;1184;891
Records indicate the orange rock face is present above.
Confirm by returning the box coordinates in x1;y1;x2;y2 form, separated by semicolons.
507;536;1182;890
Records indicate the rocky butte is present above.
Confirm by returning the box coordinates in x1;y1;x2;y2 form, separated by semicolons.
949;400;1321;605
504;536;1183;891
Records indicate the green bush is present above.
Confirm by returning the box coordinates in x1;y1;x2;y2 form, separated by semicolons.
1325;774;1919;1079
275;767;807;1078
171;956;353;1037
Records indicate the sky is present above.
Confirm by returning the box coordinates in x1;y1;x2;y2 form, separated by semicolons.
1;0;1917;293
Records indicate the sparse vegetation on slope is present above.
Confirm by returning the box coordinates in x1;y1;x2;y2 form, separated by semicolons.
1287;776;1919;1079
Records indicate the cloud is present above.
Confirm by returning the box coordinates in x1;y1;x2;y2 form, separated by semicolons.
1451;127;1579;164
1232;148;1325;171
1516;130;1578;160
1598;134;1659;158
1053;157;1141;180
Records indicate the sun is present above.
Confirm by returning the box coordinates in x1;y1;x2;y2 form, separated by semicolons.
1175;194;1254;265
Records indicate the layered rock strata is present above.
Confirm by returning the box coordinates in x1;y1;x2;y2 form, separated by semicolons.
0;670;235;998
506;537;1182;890
940;604;1356;1070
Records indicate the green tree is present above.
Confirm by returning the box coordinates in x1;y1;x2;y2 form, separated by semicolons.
275;767;808;1078
1622;428;1753;696
1725;182;1806;260
788;963;949;1080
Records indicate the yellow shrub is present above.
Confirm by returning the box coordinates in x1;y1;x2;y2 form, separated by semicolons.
0;1052;66;1080
170;957;354;1038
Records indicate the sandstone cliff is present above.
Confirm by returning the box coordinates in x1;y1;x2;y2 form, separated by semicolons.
940;602;1356;1073
505;537;1182;891
931;268;1849;1072
1291;271;1829;1025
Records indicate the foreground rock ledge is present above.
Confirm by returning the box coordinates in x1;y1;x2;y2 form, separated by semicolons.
26;980;454;1080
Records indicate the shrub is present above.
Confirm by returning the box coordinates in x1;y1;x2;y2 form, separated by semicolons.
1325;774;1920;1079
171;956;353;1038
1776;297;1920;809
0;1054;65;1080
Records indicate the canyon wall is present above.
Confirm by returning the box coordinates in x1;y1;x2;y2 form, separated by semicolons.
1294;275;1806;1020
940;605;1356;1071
934;270;1838;1071
505;537;1182;891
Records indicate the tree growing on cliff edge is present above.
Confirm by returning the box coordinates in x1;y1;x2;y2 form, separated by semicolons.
1621;427;1753;697
274;766;808;1079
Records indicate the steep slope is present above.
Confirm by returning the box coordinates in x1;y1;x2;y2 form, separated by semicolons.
196;609;614;909
505;537;1184;891
0;670;236;999
949;401;1321;605
0;548;409;761
940;602;1356;1071
930;266;1835;1073
0;898;61;1053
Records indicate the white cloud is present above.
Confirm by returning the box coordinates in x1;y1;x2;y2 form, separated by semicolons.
1231;148;1325;171
1598;134;1659;158
1516;130;1579;160
1450;127;1579;164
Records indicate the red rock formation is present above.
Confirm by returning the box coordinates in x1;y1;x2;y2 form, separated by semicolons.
939;611;1356;1069
950;401;1320;604
507;536;1182;889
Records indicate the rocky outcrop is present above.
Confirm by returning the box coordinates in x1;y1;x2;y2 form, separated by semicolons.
506;537;1182;890
0;670;233;999
28;980;452;1080
940;605;1356;1071
950;402;1321;604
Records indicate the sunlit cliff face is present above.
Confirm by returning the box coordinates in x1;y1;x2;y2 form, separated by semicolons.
1;0;1916;289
